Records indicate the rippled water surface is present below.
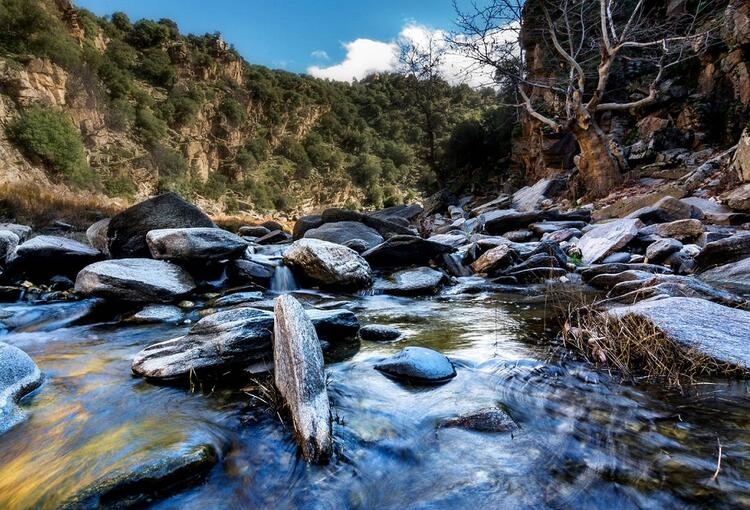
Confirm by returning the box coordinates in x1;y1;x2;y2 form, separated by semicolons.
1;290;749;509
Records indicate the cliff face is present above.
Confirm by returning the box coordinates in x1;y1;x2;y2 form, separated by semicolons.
514;0;750;186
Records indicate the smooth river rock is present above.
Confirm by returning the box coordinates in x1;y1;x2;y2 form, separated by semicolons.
273;295;332;464
607;297;750;368
107;192;215;258
440;407;517;433
0;230;20;260
358;324;402;342
284;238;372;289
132;307;275;380
577;219;642;264
304;221;384;251
146;227;248;261
0;342;43;434
75;259;196;303
699;257;750;294
375;346;456;385
362;235;454;268
5;235;104;280
374;267;447;296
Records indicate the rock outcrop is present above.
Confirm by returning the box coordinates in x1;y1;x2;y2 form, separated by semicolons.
284;238;372;289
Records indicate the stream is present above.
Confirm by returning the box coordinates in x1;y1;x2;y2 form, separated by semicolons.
1;287;749;509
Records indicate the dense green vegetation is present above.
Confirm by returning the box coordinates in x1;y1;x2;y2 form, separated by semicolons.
0;0;515;211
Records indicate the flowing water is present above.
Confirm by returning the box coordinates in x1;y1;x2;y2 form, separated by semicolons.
0;289;749;509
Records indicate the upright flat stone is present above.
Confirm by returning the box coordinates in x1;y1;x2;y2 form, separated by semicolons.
577;219;642;264
86;218;110;255
0;342;43;434
274;295;332;464
107;192;215;258
607;297;750;368
75;259;196;303
132;307;274;379
146;227;247;261
284;238;372;289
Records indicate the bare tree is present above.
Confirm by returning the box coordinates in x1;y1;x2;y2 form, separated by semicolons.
451;0;724;196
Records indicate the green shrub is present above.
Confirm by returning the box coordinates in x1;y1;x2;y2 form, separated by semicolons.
138;48;176;87
7;105;95;185
219;97;245;125
128;19;171;49
135;107;167;146
104;173;137;198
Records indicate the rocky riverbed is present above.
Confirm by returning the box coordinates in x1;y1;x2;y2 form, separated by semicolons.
0;187;749;508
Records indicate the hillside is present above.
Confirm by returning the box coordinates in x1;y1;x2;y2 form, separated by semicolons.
0;0;509;223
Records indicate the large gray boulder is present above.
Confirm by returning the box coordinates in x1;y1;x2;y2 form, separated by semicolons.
700;257;750;294
132;307;275;380
146;227;247;261
374;267;447;296
284;238;372;289
626;196;701;224
362;235;454;268
696;233;750;268
375;346;456;385
107;192;215;258
577;219;642;264
273;295;332;463
303;221;384;251
511;178;566;212
0;223;31;243
0;342;43;434
320;208;413;238
607;297;750;368
75;259;196;303
5;235;104;280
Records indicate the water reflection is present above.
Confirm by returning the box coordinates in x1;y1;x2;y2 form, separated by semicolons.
0;292;747;509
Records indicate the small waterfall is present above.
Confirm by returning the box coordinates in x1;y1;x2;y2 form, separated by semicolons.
270;265;299;293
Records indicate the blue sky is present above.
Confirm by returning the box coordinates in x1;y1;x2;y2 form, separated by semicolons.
75;0;460;77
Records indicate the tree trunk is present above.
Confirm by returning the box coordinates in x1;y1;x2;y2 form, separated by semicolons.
571;120;623;197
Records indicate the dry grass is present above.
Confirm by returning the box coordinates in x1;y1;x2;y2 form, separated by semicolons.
242;375;287;425
561;306;746;387
0;182;124;229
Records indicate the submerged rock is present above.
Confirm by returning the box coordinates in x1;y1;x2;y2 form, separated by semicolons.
75;259;196;303
375;346;456;385
6;235;104;280
107;192;215;258
146;227;247;261
132;307;274;380
273;295;332;464
607;297;750;368
440;408;517;433
374;267;447;296
284;238;372;289
0;342;43;434
358;324;402;342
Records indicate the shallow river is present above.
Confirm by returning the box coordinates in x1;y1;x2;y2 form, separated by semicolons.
0;289;748;509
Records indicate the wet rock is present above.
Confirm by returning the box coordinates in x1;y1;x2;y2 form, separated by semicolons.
321;208;413;239
646;238;683;263
626;196;701;224
256;230;291;245
305;308;360;341
0;286;23;302
60;442;220;509
470;244;517;274
107;193;215;258
503;267;568;283
700;257;750;294
0;342;43;434
374;267;447;296
229;257;276;286
273;295;332;463
132;307;274;379
284;239;372;289
482;210;542;235
304;221;384;251
601;252;631;264
5;235;104;280
0;223;31;243
375;346;456;385
211;291;264;307
75;259;196;303
726;183;750;212
358;324;402;342
146;228;248;261
577;219;642;264
292;215;324;240
131;304;184;324
695;233;750;268
511;178;566;212
607;297;750;368
440;408;517;433
0;230;20;261
362;235;454;268
238;225;271;238
639;219;704;241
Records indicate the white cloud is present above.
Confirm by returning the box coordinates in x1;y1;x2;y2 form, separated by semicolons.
306;23;502;88
310;50;330;60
